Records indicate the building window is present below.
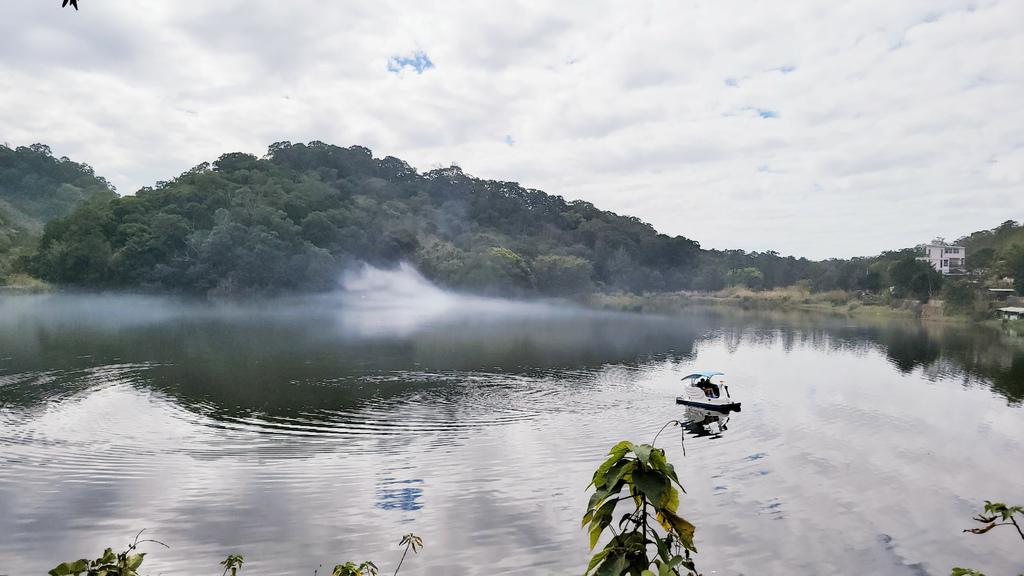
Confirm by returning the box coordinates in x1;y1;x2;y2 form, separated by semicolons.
942;260;948;267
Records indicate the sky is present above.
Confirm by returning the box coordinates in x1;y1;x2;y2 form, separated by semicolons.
1;0;1022;260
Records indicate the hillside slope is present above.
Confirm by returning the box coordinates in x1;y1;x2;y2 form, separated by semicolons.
27;140;1010;299
0;144;115;283
27;141;701;297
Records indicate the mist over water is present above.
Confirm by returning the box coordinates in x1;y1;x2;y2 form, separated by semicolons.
1;266;1023;575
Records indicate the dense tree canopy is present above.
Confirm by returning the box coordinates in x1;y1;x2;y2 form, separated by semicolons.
19;140;1004;300
27;141;706;297
0;143;114;283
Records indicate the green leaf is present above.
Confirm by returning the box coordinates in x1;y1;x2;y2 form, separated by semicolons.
588;478;626;511
49;561;78;576
589;513;610;550
595;553;629;576
658;563;679;576
662;461;683;490
654;533;670;560
605;461;637;494
658;508;697;551
641;571;658;576
125;553;145;570
632;467;669;507
591;444;633;489
584;548;611;576
626;443;653;466
663;485;680;512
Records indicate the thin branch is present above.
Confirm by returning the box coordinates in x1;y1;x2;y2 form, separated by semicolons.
651;420;682;448
1011;516;1024;542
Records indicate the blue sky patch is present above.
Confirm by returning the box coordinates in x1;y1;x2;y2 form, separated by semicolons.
388;51;435;75
758;109;778;119
725;78;738;87
505;135;515;147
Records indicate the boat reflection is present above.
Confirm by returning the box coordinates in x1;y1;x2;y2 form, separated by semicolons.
682;406;731;438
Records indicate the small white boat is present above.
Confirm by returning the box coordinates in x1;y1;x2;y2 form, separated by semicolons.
676;371;741;413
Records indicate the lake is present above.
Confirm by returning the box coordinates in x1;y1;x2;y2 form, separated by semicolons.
2;271;1023;575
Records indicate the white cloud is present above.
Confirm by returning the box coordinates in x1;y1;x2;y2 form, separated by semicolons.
1;0;1022;258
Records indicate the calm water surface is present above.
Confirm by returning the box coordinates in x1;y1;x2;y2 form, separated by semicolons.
1;278;1023;575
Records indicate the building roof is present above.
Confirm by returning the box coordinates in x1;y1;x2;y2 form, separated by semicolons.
998;307;1024;314
989;288;1016;293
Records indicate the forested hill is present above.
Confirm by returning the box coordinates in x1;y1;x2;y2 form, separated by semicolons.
1;144;116;281
24;140;997;299
26;141;702;297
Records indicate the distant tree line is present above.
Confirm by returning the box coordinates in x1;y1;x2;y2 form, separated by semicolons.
9;140;1022;301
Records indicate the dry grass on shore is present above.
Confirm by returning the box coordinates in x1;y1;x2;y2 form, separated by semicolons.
585;284;925;320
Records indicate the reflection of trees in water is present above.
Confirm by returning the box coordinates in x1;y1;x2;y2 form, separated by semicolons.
710;310;1024;404
0;305;707;420
876;322;1024;404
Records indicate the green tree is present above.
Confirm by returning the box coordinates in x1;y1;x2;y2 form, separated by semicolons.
725;267;764;291
533;253;594;295
970;247;995;271
942;278;977;314
463;247;535;292
1001;247;1024;297
889;256;942;302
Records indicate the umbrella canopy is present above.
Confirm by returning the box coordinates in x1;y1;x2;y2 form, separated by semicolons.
681;372;724;380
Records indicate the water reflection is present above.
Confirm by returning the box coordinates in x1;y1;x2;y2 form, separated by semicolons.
0;293;708;418
376;478;424;512
699;310;1024;405
683;406;731;438
2;293;1024;575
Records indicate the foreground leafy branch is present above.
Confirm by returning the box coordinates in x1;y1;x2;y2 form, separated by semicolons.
221;554;244;576
48;531;167;576
583;428;698;576
964;502;1024;541
49;533;421;576
951;501;1024;576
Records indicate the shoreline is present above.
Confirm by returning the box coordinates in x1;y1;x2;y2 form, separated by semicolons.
580;286;1011;326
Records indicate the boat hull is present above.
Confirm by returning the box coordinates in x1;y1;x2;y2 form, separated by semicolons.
675;397;741;413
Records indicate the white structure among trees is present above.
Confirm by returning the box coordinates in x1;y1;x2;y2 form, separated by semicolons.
918;238;966;275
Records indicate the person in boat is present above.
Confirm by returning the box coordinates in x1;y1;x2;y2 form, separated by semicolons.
697;377;719;398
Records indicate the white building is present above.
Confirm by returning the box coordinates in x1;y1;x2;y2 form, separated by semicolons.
918;238;966;275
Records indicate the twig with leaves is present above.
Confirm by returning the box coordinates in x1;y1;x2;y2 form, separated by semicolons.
964;501;1024;541
221;554;244;576
951;501;1024;576
48;529;168;576
394;534;423;576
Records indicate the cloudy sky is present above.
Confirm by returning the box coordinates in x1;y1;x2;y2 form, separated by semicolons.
2;0;1022;259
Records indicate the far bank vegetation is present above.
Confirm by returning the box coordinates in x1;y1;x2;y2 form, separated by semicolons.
2;141;1023;322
